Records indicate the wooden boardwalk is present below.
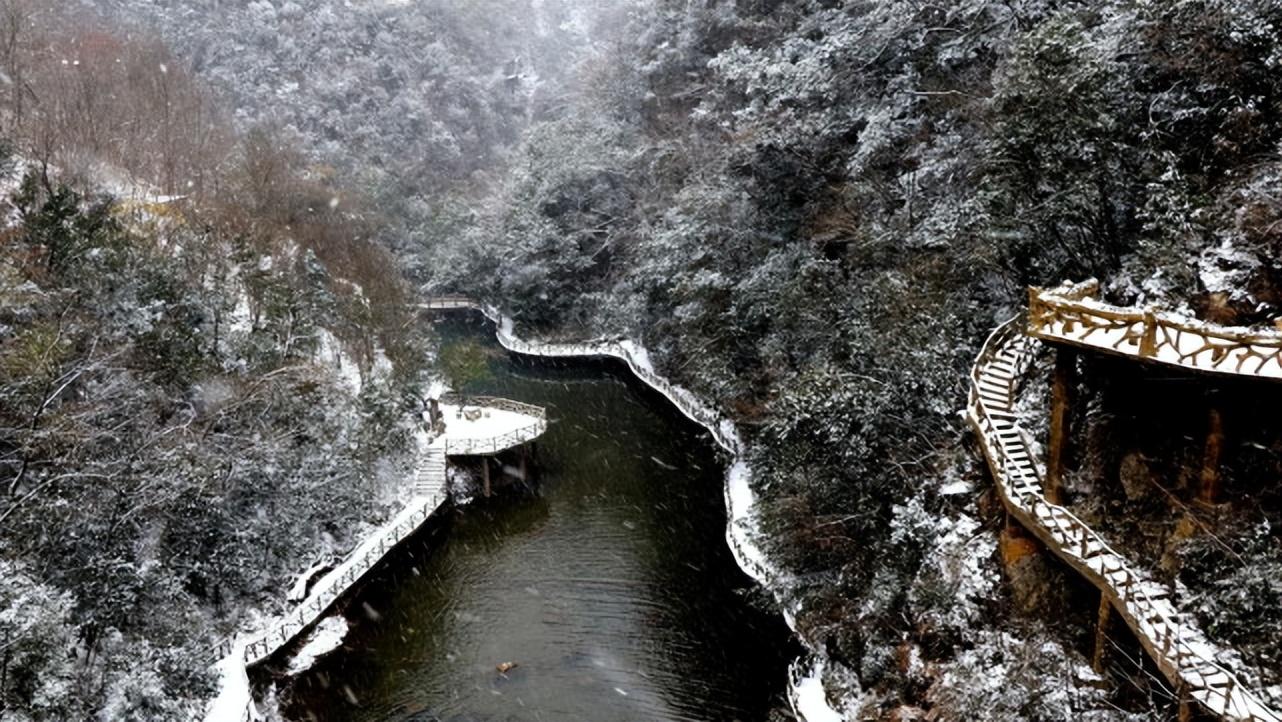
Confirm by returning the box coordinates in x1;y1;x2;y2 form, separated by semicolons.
419;297;777;585
1029;280;1282;379
969;319;1281;721
209;396;544;720
428;292;1280;721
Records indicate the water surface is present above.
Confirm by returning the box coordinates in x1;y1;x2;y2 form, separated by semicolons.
284;316;795;721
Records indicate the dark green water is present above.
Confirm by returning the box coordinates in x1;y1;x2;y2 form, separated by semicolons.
282;316;795;721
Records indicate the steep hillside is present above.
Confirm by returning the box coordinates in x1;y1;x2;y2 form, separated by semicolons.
76;0;637;281
426;1;1282;717
0;7;430;716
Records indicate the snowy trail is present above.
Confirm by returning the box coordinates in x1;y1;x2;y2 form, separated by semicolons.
419;295;844;721
969;319;1281;722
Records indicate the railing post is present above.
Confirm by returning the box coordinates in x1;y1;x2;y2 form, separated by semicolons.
1027;286;1044;335
1092;591;1112;673
1139;309;1158;358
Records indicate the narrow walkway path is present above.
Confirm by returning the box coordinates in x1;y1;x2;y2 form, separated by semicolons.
1030;280;1282;378
207;395;545;721
969;319;1281;721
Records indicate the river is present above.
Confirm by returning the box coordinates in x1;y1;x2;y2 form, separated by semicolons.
282;315;796;721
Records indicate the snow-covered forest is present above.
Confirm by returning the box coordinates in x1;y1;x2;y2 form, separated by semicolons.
2;0;1281;719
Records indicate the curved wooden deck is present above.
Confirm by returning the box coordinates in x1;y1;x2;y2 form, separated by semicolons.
969;319;1280;721
438;395;548;455
209;395;544;720
1030;280;1282;379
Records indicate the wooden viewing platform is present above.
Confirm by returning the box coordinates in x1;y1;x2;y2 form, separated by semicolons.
969;319;1281;721
438;394;547;455
209;394;545;721
1029;279;1282;379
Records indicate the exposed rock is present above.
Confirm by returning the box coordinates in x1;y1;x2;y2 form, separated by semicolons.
999;527;1052;615
1117;451;1156;502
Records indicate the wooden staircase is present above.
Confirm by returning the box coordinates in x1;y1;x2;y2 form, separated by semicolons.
415;439;448;500
969;319;1281;722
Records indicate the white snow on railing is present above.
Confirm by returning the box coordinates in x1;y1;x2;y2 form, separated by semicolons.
207;393;544;721
1030;280;1282;379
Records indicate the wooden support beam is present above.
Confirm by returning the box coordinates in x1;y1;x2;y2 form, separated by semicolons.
1046;347;1077;505
1092;592;1111;674
1178;685;1194;722
482;458;491;498
1199;404;1224;506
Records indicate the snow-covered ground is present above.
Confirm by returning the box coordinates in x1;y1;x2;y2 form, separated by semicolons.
286;616;349;676
791;659;844;722
206;641;256;722
438;401;543;454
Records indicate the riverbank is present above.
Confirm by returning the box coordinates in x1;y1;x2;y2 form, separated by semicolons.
282;313;800;720
420;297;847;720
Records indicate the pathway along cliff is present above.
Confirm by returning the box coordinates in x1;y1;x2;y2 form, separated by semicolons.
281;313;798;720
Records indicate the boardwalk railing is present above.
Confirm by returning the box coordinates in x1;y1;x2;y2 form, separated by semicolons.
1029;280;1282;378
969;318;1281;722
420;295;482;311
438;394;548;455
214;485;447;667
445;424;547;456
440;394;548;420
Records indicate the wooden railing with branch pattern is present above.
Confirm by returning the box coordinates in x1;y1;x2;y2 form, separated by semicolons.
969;318;1281;721
1029;280;1282;379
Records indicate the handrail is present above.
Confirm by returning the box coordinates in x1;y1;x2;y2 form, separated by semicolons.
440;394;548;420
969;317;1280;722
1029;281;1282;378
237;489;446;666
444;420;548;456
419;295;482;310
